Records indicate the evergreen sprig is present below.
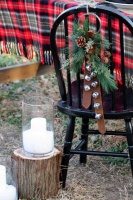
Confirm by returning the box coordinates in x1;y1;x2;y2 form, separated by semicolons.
62;19;118;93
90;54;118;93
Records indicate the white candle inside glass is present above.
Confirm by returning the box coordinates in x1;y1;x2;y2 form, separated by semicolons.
0;165;17;200
23;117;54;155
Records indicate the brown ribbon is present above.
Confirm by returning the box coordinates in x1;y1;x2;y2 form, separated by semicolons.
82;65;106;134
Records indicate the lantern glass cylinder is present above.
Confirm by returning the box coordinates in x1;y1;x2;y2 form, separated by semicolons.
22;96;54;157
0;156;18;200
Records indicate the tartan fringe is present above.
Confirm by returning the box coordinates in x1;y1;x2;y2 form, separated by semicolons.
0;41;35;59
0;41;22;56
125;74;133;89
0;41;53;65
114;69;133;89
44;50;53;65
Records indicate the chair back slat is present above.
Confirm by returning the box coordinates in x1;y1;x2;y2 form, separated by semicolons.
107;15;116;111
119;21;127;110
64;18;73;106
108;16;113;72
76;72;82;109
67;70;72;106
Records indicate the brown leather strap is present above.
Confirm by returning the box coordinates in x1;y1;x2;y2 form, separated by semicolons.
92;78;106;134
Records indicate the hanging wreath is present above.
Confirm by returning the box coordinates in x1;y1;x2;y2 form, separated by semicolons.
62;19;118;94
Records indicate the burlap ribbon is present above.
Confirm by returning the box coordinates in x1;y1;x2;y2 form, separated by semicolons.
82;64;106;134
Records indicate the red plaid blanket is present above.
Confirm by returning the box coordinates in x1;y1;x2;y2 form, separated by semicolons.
0;0;133;80
0;0;78;64
99;14;133;86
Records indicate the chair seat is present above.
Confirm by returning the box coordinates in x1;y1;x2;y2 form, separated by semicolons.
57;80;133;119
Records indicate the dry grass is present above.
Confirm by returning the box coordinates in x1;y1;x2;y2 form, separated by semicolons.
0;73;133;200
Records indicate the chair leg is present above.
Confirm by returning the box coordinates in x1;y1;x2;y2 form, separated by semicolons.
60;116;75;188
125;119;133;176
80;118;89;164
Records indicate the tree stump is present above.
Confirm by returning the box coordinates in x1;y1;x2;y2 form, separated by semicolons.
12;148;62;199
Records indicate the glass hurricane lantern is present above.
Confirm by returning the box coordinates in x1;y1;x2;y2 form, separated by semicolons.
22;96;54;157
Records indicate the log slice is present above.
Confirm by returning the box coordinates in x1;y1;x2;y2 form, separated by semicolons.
12;147;62;199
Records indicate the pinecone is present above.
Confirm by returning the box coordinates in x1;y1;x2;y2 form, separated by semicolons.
104;50;111;58
86;30;95;38
102;56;110;64
76;36;86;48
87;45;95;54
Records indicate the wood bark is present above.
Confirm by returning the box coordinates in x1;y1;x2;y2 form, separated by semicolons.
12;148;62;200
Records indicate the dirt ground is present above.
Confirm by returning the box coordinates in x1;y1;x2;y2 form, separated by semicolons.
0;68;133;200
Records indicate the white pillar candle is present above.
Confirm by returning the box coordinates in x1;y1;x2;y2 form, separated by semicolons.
23;117;54;155
0;165;17;200
0;185;17;200
31;117;46;131
0;165;6;191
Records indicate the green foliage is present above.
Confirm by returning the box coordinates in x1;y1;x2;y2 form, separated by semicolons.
54;110;69;128
88;134;128;166
0;79;37;101
90;55;117;93
0;78;38;128
0;53;36;68
103;140;129;166
5;113;22;128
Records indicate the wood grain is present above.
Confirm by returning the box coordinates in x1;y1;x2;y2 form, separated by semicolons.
12;148;62;199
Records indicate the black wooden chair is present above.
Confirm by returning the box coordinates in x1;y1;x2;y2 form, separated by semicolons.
50;4;133;188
